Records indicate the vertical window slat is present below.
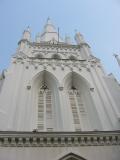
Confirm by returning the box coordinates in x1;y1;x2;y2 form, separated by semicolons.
38;90;44;131
38;89;53;131
68;90;81;131
46;90;53;131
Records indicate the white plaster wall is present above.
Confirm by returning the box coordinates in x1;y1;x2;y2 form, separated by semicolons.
0;146;120;160
0;41;120;131
104;76;120;113
0;59;119;131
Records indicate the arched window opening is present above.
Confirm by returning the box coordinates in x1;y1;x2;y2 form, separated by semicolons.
37;71;53;131
35;71;61;132
38;87;53;131
69;55;77;60
51;54;61;59
63;72;95;131
67;72;82;131
35;54;44;59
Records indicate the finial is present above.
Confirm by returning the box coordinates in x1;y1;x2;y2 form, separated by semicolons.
22;26;31;41
47;17;50;21
26;26;30;32
24;26;31;33
46;17;51;25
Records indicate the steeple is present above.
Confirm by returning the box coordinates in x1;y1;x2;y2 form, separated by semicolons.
40;18;63;42
44;17;56;33
46;17;52;25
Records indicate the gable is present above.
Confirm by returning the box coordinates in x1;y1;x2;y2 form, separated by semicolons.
59;153;87;160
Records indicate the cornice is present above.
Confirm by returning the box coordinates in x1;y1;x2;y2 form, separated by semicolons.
17;39;79;49
32;42;79;48
0;131;120;147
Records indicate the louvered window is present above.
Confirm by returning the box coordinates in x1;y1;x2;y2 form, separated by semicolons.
76;92;86;116
38;89;53;131
46;90;53;131
68;90;81;131
38;90;44;130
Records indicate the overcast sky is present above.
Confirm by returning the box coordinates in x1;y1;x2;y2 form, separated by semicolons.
0;0;120;80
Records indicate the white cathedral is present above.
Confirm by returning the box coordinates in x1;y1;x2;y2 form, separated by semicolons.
0;18;120;160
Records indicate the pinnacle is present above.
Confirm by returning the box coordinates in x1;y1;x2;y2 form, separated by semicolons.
46;17;52;25
26;26;30;32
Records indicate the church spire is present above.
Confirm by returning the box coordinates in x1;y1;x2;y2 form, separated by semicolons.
40;18;63;42
46;17;52;25
43;17;56;33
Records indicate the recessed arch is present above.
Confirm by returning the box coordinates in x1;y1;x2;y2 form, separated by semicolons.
31;70;59;88
51;54;61;59
34;53;44;59
31;70;62;132
69;55;77;60
62;71;102;131
62;71;92;90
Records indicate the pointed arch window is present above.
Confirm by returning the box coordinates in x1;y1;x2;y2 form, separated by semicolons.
38;88;53;131
67;72;87;131
68;90;81;131
37;73;53;131
35;70;62;132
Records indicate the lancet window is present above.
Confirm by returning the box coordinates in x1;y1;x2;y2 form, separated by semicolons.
37;72;53;131
67;72;87;131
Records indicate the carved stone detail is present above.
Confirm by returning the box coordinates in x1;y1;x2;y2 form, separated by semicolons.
0;131;119;147
27;85;31;90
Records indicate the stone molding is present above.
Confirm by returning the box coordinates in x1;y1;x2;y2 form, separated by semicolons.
0;131;119;147
13;58;88;70
31;41;81;49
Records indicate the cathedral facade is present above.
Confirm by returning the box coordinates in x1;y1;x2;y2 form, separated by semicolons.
0;18;120;160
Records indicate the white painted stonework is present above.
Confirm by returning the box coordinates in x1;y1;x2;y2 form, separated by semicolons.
0;18;120;160
0;18;120;132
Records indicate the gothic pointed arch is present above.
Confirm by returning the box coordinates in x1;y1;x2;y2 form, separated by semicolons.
32;70;59;87
63;71;92;90
32;70;62;131
58;153;87;160
62;71;102;131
